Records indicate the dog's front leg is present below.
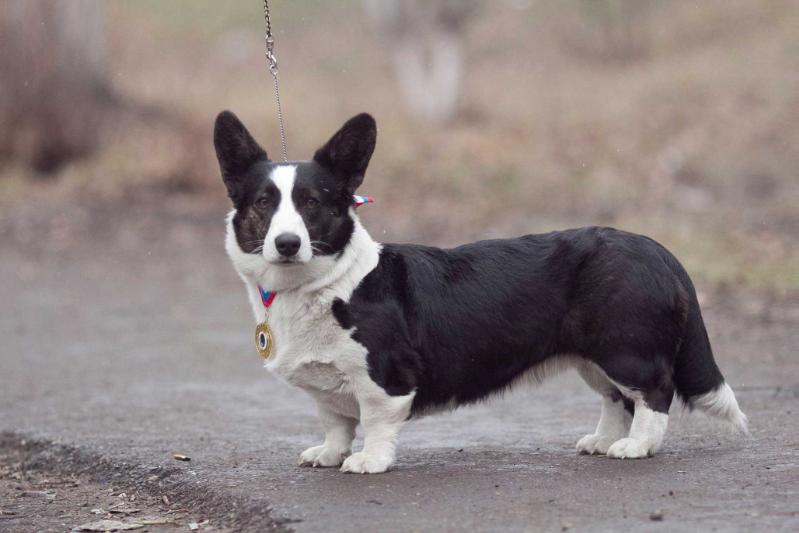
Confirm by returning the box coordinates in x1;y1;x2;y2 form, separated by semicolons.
340;382;414;474
299;403;358;468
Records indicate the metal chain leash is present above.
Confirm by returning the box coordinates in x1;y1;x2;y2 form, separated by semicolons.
263;0;288;161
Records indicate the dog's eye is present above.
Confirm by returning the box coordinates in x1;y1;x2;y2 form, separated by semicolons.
305;197;320;209
255;197;270;209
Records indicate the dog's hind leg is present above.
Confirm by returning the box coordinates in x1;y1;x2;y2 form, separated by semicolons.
605;366;674;459
606;394;670;459
575;363;633;455
576;395;633;455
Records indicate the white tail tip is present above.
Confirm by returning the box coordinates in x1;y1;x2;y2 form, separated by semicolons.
692;382;749;434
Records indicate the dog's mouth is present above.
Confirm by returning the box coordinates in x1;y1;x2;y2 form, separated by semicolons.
271;257;304;266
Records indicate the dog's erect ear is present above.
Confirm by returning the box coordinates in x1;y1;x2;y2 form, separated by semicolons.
213;110;268;200
313;113;376;193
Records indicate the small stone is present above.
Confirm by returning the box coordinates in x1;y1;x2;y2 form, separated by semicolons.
649;510;664;521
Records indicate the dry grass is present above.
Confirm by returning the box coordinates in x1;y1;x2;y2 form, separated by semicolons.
1;0;796;290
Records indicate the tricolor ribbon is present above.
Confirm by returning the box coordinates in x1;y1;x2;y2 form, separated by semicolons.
353;194;374;208
258;285;276;308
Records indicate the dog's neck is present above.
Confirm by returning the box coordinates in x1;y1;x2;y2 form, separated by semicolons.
226;210;381;319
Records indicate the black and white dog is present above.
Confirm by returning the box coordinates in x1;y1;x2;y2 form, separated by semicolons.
215;111;747;474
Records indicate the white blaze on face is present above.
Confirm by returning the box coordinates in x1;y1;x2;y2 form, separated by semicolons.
263;165;313;263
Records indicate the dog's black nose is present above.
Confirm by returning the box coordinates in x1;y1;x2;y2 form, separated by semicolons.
275;233;301;257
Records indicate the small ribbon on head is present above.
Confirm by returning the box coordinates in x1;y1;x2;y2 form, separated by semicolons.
353;195;374;208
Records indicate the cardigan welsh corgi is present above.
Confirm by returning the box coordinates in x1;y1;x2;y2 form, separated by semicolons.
215;111;747;474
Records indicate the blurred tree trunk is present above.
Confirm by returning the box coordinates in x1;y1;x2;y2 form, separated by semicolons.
364;0;476;124
0;0;111;174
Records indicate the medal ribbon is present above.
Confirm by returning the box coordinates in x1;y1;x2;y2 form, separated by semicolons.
255;286;275;360
258;285;276;308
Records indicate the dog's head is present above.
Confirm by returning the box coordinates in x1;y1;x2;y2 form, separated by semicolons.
214;111;376;281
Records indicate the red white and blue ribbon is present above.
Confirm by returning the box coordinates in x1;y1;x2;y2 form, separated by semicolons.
353;195;374;208
257;285;276;308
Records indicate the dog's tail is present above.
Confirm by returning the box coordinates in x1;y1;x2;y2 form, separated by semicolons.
672;283;748;433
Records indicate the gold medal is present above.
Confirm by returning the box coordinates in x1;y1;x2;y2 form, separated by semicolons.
255;321;274;359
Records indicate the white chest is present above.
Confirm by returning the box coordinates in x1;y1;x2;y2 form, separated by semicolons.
262;294;363;400
228;215;381;418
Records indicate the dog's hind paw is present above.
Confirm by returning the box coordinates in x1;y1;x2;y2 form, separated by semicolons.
340;451;393;474
606;437;655;459
576;433;617;455
298;445;349;467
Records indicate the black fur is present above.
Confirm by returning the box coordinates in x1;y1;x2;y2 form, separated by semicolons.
215;110;727;419
313;113;377;194
333;227;725;416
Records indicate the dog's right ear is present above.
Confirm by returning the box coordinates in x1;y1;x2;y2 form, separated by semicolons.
213;111;268;201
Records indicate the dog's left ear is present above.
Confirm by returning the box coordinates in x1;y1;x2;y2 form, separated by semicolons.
313;113;376;193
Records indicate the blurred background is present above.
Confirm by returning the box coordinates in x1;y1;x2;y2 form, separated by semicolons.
1;5;797;529
1;0;797;293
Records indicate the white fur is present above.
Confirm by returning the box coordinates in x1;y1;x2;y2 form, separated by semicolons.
587;370;670;459
576;395;633;455
299;403;357;467
607;401;668;459
575;361;670;458
262;165;313;264
691;382;749;433
575;361;633;454
227;206;414;473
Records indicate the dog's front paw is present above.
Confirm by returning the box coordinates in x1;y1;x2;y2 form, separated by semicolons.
298;445;349;468
576;433;617;455
606;437;655;459
340;451;393;474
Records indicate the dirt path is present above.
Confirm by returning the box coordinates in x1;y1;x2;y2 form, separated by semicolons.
0;439;221;533
0;205;797;531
